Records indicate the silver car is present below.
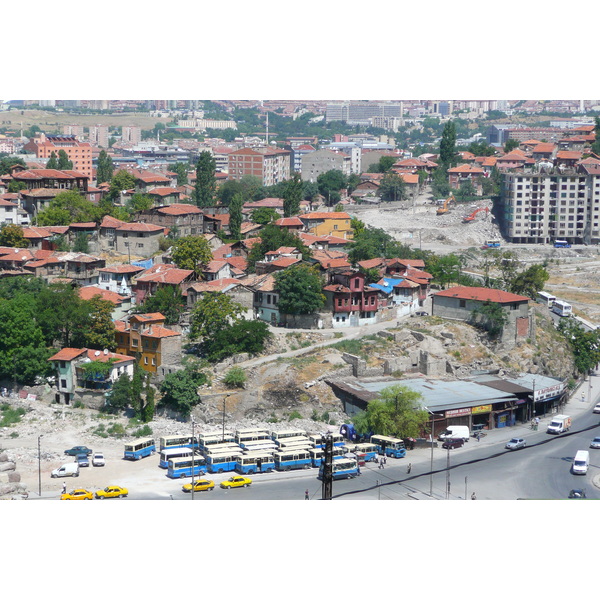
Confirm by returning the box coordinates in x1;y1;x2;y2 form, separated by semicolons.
505;438;526;450
590;437;600;449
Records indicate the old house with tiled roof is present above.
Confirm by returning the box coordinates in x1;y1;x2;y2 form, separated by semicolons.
137;203;204;238
186;278;254;319
432;286;531;346
447;163;485;195
133;263;195;305
114;312;182;377
78;285;134;320
298;211;353;239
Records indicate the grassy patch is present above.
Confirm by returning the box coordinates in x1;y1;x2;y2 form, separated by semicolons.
0;403;26;427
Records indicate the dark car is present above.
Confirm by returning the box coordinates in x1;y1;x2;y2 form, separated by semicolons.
64;446;93;456
568;489;586;499
442;438;464;449
75;453;90;467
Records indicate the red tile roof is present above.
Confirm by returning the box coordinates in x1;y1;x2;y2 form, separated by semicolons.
47;348;87;362
78;286;128;304
434;286;529;303
300;211;350;220
135;264;194;284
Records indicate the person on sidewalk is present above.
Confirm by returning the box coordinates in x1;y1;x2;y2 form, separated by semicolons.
471;492;477;500
62;482;66;494
305;489;309;500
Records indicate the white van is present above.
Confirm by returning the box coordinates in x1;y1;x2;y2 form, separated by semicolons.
572;450;589;475
51;463;80;478
438;425;470;442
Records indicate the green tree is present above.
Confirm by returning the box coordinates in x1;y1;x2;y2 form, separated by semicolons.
130;368;145;419
430;167;452;198
427;253;462;288
251;207;279;225
274;264;325;316
352;384;428;438
470;300;508;338
46;151;59;170
189;291;245;342
126;193;154;214
171;162;189;186
503;139;519;153
103;372;131;414
36;189;101;226
96;149;114;185
171;235;212;277
557;318;600;375
379;172;406;202
283;172;302;217
317;169;347;205
57;149;73;170
0;155;26;176
137;285;185;326
0;223;29;248
591;116;600;156
7;180;26;193
83;295;117;351
159;366;209;418
194;150;216;208
229;192;243;240
247;224;311;272
107;169;136;203
72;232;90;253
509;264;549;299
0;293;54;385
142;378;155;423
203;320;271;363
439;120;457;167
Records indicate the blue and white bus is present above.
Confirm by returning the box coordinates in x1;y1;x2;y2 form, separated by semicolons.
274;449;312;471
370;435;406;459
552;300;572;317
271;429;307;445
318;458;360;480
159;447;194;469
205;451;243;474
159;435;199;452
198;431;236;450
124;438;156;460
537;291;556;308
240;440;277;453
200;442;242;456
553;240;571;248
354;443;379;462
235;428;271;447
277;439;313;452
167;456;207;479
308;433;345;448
235;452;275;474
308;447;346;468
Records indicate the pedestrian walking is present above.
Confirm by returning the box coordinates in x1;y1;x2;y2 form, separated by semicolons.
471;492;477;500
476;432;481;442
61;482;66;494
383;455;387;465
379;457;384;469
305;489;309;500
407;463;412;474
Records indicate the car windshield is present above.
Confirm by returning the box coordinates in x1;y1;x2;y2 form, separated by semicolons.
509;439;518;443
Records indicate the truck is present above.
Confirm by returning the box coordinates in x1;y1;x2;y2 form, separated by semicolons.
437;425;470;442
51;463;80;478
546;414;571;435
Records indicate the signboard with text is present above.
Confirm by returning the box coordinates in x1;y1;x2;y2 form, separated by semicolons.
445;408;471;418
472;405;492;414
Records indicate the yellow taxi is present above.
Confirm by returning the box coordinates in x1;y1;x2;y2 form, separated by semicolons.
182;479;215;493
220;476;252;489
61;489;93;500
95;485;129;499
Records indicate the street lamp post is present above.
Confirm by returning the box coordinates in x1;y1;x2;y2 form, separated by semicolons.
37;434;43;497
222;394;230;441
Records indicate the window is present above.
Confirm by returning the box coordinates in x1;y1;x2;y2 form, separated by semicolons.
61;379;67;389
459;299;466;308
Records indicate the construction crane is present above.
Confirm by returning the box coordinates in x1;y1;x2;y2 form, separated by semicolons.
436;193;455;215
463;207;489;223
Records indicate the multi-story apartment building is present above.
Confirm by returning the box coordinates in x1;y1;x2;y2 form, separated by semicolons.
300;148;352;182
63;125;85;139
88;125;109;147
227;147;291;186
122;126;142;145
24;134;94;178
326;102;403;125
500;168;600;244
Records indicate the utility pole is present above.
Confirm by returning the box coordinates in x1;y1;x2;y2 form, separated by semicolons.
38;435;43;497
321;433;333;500
191;418;196;501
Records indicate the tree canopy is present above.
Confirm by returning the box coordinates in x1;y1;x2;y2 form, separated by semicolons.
194;150;216;208
274;264;325;316
170;236;213;277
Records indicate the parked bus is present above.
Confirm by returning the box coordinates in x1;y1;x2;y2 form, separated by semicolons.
159;447;194;469
273;449;312;471
308;433;345;448
552;300;572;317
276;437;312;450
271;429;307;444
167;456;207;479
159;435;198;452
124;438;155;460
235;428;271;446
485;239;501;248
235;452;275;474
370;435;407;459
205;451;243;474
240;440;277;453
198;431;235;450
553;240;571;248
308;447;345;467
201;442;242;455
354;443;379;462
537;291;556;308
318;458;360;480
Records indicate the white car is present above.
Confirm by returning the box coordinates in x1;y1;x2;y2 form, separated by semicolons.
593;403;600;414
92;452;105;467
505;438;526;450
590;437;600;449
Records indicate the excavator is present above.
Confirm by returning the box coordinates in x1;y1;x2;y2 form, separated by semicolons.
463;206;489;223
436;193;455;215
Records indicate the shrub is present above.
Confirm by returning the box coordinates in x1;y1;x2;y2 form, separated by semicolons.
288;411;302;420
223;367;246;388
0;404;26;427
133;424;153;438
